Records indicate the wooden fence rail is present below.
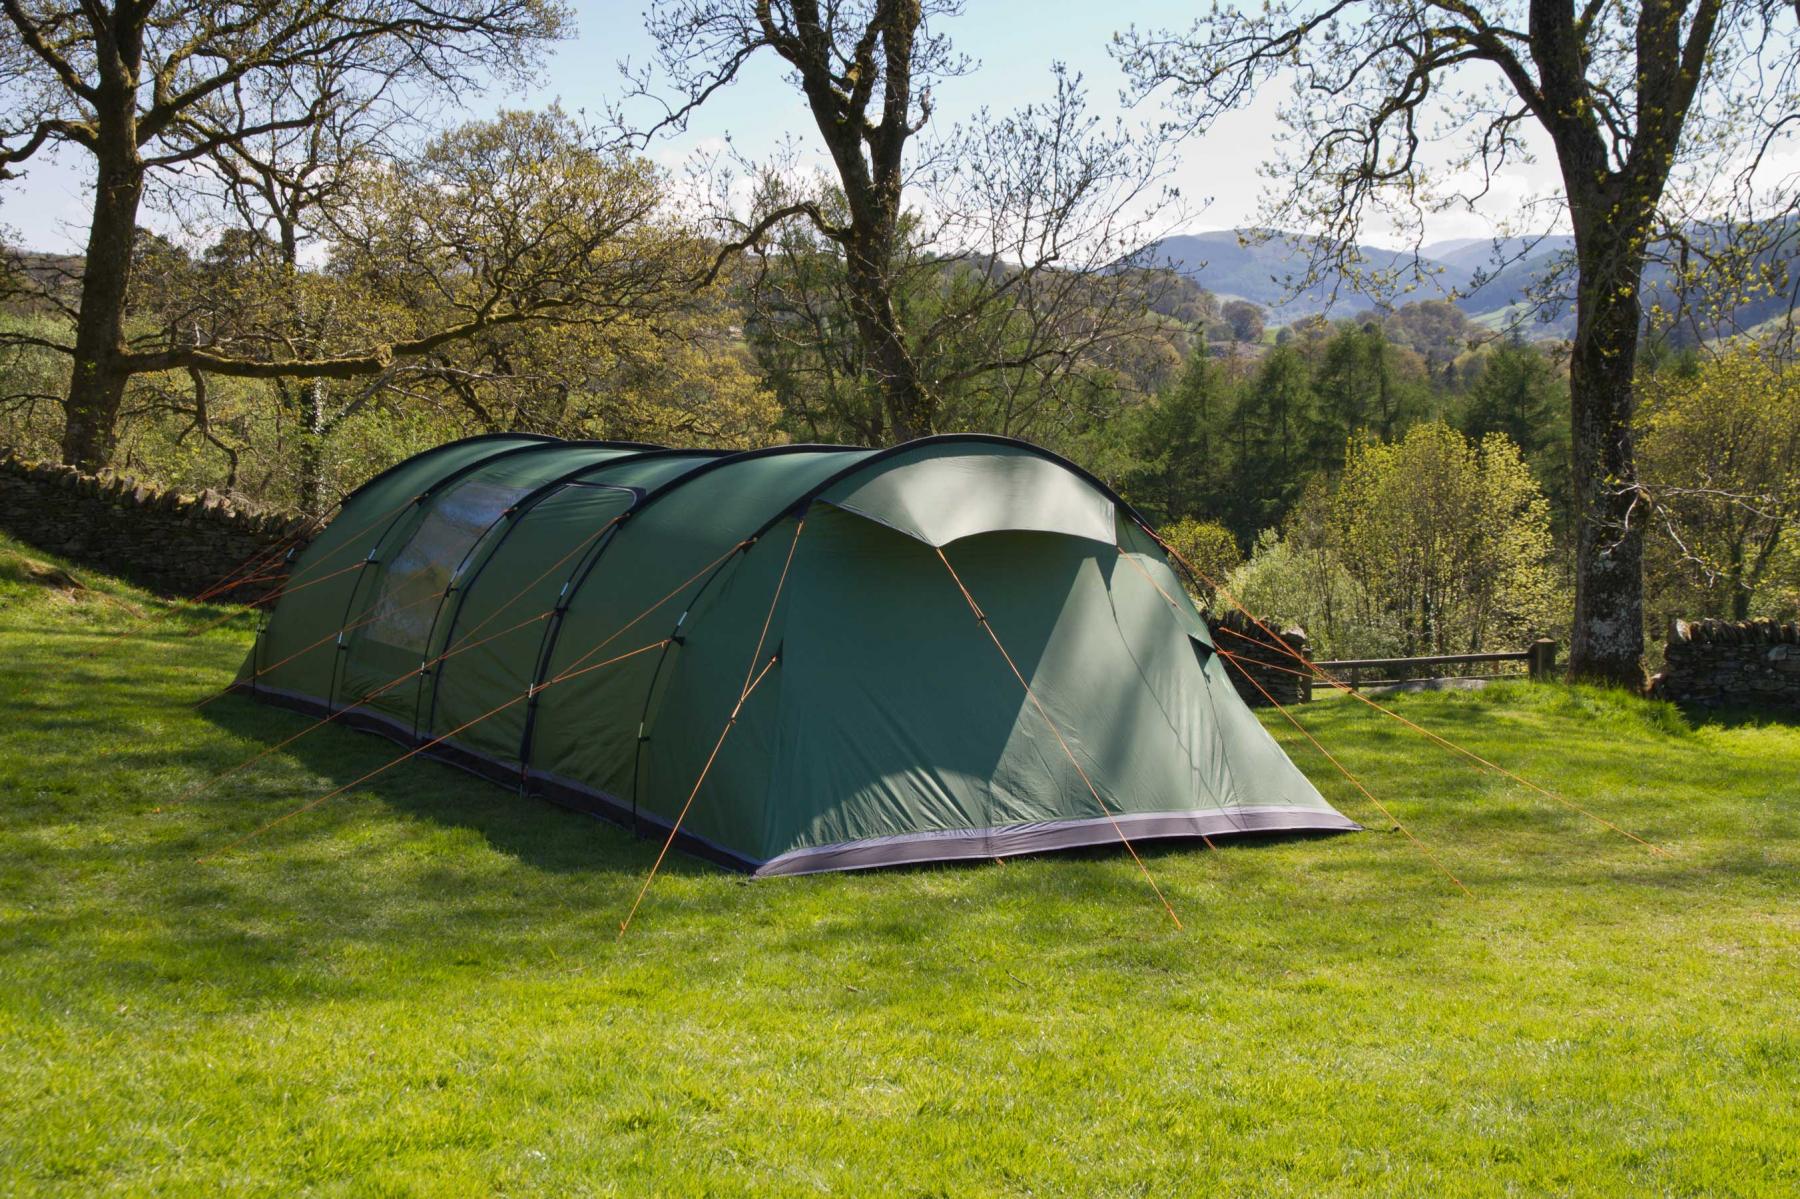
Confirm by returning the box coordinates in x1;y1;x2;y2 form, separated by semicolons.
1306;638;1559;698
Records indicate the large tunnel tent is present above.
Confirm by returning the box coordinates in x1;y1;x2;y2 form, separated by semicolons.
242;434;1357;875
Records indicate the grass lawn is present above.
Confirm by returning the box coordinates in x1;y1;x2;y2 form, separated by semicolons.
2;531;1797;1197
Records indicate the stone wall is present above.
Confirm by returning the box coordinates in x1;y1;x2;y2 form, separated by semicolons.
1650;618;1800;710
1207;610;1312;707
0;449;315;601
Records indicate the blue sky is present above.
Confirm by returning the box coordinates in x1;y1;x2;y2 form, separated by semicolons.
3;0;1545;253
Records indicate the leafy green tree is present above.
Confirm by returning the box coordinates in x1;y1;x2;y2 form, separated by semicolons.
1463;336;1560;451
1462;335;1571;538
1218;342;1311;539
643;4;1173;444
1329;423;1558;655
1308;322;1422;470
0;0;568;469
1235;422;1558;658
1121;350;1231;526
1225;526;1402;660
1638;348;1800;622
1221;300;1265;344
1381;300;1472;382
735;170;1171;448
1159;517;1242;606
2;110;737;511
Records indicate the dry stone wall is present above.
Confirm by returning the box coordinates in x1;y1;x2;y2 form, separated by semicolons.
1651;618;1800;710
0;449;314;601
1207;610;1312;707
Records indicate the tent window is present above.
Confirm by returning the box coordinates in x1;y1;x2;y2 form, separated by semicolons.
365;479;532;653
1189;632;1216;669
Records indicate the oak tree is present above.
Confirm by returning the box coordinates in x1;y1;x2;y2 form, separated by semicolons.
0;0;567;468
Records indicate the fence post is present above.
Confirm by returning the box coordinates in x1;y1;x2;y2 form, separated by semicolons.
1528;638;1558;681
1282;627;1312;703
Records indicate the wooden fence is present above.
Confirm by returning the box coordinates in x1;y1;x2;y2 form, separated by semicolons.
1306;639;1559;699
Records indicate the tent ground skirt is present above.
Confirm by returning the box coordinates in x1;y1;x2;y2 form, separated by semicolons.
235;681;1358;877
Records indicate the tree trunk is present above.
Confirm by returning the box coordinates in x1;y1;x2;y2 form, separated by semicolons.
1727;536;1750;620
1565;216;1648;687
781;0;929;447
61;138;145;470
297;381;331;515
845;242;931;443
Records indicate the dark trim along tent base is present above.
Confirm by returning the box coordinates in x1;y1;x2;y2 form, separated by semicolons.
239;434;1357;875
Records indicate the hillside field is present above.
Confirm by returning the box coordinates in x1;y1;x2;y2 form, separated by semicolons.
1;532;1796;1197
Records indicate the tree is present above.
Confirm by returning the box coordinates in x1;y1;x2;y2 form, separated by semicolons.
1462;334;1571;535
1308;321;1426;472
1159;516;1241;606
1381;299;1472;381
1638;348;1800;621
1226;525;1400;659
1221;299;1265;344
0;0;568;468
1239;422;1557;657
638;1;1173;444
1121;349;1231;526
181;56;414;510
1220;341;1311;538
1463;335;1559;454
33;108;714;510
1118;0;1800;685
1333;423;1556;655
397;270;780;450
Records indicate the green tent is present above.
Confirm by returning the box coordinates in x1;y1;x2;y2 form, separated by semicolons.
242;434;1355;874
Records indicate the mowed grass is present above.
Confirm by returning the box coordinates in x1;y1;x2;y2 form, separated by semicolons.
1;531;1797;1197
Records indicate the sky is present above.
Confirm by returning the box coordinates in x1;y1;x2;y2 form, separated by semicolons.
1;0;1559;254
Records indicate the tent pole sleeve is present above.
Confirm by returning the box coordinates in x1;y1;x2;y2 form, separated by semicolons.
515;520;633;782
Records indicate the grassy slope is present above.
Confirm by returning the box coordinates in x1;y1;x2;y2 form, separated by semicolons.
1;532;1796;1198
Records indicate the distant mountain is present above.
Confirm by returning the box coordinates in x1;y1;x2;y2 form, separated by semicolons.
1145;229;1573;327
1145;231;1458;322
1420;235;1575;277
1415;236;1493;264
1426;236;1578;323
1147;224;1795;343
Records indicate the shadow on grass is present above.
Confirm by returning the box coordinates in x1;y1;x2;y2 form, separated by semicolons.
195;691;654;878
189;679;1778;906
7;707;1782;1038
1;673;1725;1002
1672;702;1800;731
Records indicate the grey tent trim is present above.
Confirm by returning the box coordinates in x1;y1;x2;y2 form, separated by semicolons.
755;807;1360;877
246;679;1359;877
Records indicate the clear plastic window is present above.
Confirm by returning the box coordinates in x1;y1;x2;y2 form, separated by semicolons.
364;479;531;653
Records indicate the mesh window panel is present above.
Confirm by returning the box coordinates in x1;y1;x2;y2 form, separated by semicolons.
364;479;533;654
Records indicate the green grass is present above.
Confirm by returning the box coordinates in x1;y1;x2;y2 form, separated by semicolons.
2;531;1797;1197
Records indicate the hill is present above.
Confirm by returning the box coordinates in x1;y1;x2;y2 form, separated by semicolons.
1151;225;1793;339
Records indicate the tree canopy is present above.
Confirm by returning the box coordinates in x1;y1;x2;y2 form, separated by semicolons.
0;0;569;467
635;1;1177;444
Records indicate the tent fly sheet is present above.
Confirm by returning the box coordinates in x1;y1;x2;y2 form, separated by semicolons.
241;434;1356;875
